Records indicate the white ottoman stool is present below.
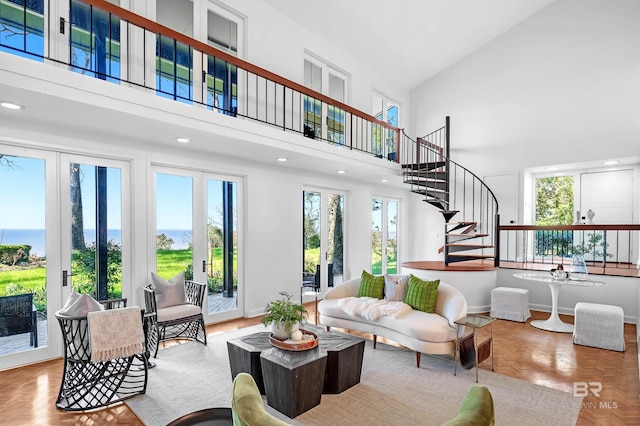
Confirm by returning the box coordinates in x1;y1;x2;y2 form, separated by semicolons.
573;302;625;351
490;287;531;322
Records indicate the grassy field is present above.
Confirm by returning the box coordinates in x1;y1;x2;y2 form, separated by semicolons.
156;249;193;279
0;248;238;312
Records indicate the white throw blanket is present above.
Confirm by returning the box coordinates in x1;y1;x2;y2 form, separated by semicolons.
88;307;145;363
338;297;412;321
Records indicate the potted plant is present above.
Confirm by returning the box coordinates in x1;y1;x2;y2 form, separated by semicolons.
262;291;307;340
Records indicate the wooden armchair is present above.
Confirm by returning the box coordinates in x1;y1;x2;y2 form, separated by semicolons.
143;280;207;357
0;293;38;348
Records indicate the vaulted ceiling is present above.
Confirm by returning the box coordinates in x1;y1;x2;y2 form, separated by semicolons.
262;0;558;90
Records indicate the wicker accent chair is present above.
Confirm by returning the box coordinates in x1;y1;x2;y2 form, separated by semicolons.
0;293;38;348
143;280;207;357
55;297;147;411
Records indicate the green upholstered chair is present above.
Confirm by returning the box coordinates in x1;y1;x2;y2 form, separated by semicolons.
442;385;495;426
231;373;289;426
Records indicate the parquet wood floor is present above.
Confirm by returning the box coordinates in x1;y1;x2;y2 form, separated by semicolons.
1;307;637;425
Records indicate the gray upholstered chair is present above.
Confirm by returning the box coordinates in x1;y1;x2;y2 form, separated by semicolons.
143;279;207;357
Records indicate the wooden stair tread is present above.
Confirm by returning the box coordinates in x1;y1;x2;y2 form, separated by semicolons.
447;253;495;259
446;233;489;238
447;244;494;248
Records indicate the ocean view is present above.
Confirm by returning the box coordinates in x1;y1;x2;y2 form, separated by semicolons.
0;229;192;256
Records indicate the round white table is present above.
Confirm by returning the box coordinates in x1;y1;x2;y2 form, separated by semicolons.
513;273;606;333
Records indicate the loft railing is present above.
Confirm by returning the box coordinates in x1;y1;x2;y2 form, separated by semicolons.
400;120;500;266
499;224;640;277
0;0;401;161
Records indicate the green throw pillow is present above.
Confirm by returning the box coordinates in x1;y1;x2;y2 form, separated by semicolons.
358;271;385;299
405;275;440;313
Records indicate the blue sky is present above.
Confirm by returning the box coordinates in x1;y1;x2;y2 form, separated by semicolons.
0;156;46;229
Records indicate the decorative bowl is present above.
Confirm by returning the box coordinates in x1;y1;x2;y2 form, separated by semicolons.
269;329;318;351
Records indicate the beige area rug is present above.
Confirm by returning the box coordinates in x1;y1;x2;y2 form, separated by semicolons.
126;325;582;425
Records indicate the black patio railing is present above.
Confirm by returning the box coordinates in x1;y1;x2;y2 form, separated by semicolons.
0;0;401;161
499;224;640;276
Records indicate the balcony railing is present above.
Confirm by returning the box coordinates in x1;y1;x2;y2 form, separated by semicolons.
499;224;640;277
0;0;401;161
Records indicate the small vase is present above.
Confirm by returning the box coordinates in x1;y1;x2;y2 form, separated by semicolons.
271;322;299;340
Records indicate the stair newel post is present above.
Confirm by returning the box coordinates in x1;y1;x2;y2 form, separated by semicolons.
444;116;450;208
443;116;451;266
494;213;500;267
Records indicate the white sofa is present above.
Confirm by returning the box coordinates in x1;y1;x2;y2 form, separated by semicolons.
318;275;467;367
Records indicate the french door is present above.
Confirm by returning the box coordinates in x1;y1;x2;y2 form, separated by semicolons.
0;148;128;368
152;166;242;323
303;188;345;298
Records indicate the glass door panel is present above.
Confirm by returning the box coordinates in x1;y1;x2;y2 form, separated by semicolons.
326;193;344;286
0;155;47;355
68;162;123;301
371;199;383;274
372;197;399;275
205;178;237;315
0;0;45;60
303;189;346;294
303;191;321;287
386;201;398;274
155;173;193;282
327;73;345;145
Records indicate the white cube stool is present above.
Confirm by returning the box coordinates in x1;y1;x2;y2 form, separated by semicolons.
490;287;531;322
573;302;625;351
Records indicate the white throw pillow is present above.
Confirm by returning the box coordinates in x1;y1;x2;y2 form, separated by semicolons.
151;271;187;309
384;274;409;302
58;291;105;317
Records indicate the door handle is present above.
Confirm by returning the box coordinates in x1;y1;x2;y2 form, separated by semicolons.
202;260;206;273
62;270;75;287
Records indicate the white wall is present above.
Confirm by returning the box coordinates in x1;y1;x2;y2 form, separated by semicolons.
409;0;640;178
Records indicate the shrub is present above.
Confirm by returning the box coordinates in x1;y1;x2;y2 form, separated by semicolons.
0;245;32;266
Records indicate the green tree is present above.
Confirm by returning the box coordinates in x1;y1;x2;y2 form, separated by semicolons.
157;233;174;250
70;163;86;250
330;195;344;274
535;176;574;225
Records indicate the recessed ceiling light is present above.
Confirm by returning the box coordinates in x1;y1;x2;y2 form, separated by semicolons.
276;157;288;162
381;179;389;182
337;170;346;174
603;160;619;165
176;137;190;143
0;101;24;110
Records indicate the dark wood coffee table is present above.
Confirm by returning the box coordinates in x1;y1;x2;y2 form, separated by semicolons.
226;332;272;394
260;347;327;418
306;324;366;394
226;327;365;418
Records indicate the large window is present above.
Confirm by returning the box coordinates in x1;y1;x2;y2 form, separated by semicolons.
0;0;44;60
303;55;347;144
372;197;398;274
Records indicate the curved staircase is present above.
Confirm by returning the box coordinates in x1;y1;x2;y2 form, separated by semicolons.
400;117;500;266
